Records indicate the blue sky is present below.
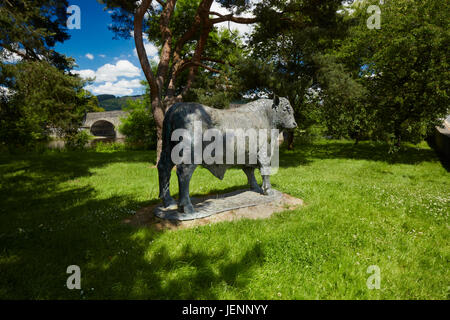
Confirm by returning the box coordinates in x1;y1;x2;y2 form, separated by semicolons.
55;0;254;97
55;0;155;96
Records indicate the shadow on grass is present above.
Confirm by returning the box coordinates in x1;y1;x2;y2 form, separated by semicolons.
0;150;263;299
278;140;440;168
0;140;443;298
86;240;264;299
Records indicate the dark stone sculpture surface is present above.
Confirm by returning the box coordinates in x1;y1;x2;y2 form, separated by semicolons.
157;96;297;216
154;189;283;221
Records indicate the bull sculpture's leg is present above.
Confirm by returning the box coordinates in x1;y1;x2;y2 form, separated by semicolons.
176;164;197;214
243;167;263;194
157;153;177;208
258;150;275;195
259;164;275;196
261;174;274;196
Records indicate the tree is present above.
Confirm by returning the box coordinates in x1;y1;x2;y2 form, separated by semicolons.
0;0;71;70
329;0;450;146
0;0;100;149
104;0;257;161
314;54;373;142
79;89;104;113
236;0;347;147
0;61;97;148
184;28;246;109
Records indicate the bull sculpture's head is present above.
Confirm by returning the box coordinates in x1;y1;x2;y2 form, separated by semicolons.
272;95;297;129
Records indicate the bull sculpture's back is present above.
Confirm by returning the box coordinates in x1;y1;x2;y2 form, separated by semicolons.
157;96;297;214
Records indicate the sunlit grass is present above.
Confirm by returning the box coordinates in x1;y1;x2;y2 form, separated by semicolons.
0;140;448;299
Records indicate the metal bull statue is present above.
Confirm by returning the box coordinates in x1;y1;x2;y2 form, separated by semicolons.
157;96;297;214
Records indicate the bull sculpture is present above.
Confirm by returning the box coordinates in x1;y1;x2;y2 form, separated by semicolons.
157;96;297;214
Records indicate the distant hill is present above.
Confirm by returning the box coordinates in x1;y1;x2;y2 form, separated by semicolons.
97;94;145;111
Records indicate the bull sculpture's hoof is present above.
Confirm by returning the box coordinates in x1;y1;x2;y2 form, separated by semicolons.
178;203;195;214
263;188;276;196
163;197;177;210
251;185;264;194
154;189;283;221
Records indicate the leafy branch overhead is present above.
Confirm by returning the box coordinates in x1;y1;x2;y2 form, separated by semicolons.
0;0;72;70
104;0;259;159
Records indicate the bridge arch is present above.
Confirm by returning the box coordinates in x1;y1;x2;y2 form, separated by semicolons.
90;120;116;138
82;111;128;139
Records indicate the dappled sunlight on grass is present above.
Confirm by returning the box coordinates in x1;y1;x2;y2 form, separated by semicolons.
0;140;448;299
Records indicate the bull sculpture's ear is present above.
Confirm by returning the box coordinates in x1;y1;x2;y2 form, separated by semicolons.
272;95;280;109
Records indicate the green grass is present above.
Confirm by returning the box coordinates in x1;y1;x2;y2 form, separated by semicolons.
0;140;448;299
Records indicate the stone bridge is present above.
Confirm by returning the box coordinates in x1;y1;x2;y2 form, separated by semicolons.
81;110;128;139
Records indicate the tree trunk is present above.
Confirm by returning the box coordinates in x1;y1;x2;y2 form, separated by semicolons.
394;121;402;148
151;97;165;164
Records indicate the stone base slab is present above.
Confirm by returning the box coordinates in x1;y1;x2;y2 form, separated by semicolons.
123;189;303;230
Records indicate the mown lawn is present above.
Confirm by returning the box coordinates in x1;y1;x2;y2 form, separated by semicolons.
0;140;448;299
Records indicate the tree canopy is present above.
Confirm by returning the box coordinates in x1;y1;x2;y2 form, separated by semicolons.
1;0;448;152
0;0;100;149
317;0;449;146
104;0;258;158
0;0;72;70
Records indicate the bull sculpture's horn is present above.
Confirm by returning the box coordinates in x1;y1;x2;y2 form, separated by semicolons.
272;95;280;108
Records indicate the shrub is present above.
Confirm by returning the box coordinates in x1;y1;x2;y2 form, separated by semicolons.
65;130;90;150
118;99;156;150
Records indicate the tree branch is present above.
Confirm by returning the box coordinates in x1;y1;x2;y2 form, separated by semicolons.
193;62;221;73
170;0;214;98
208;11;223;17
134;0;158;98
211;14;257;25
156;0;176;96
201;57;235;67
2;44;28;60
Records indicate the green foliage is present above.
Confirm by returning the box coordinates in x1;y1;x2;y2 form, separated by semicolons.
79;89;104;113
65;130;90;151
325;0;450;146
0;61;94;148
118;97;156;150
238;0;346;135
106;0;252;109
92;141;128;153
185;29;245;108
0;0;71;70
313;54;374;141
98;94;145;111
0;141;448;299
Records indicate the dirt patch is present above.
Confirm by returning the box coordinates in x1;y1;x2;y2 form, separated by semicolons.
123;192;303;231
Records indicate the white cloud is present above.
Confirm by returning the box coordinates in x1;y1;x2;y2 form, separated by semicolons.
74;60;143;96
1;47;24;63
99;54;106;58
96;60;141;82
86;79;144;96
210;1;258;39
133;40;159;59
85;53;94;60
75;60;141;83
72;69;96;79
0;85;14;98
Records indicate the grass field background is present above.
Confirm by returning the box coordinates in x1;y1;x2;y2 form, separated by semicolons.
0;140;448;299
